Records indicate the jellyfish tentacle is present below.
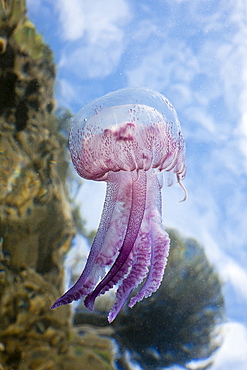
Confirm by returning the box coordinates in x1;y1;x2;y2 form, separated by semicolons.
108;219;152;322
84;170;147;311
51;171;131;308
108;169;158;322
94;245;135;298
129;223;170;308
129;172;170;307
177;173;188;202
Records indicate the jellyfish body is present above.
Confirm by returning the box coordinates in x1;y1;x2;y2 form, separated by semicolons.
51;88;187;323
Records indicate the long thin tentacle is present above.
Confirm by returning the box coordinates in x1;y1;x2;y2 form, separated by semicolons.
129;223;170;308
108;222;152;322
129;173;170;307
51;171;130;308
84;170;147;311
108;170;165;321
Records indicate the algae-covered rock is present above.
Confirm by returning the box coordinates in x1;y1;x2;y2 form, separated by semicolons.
0;0;71;274
0;1;114;369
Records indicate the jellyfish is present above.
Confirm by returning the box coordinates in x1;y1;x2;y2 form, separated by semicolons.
51;87;187;323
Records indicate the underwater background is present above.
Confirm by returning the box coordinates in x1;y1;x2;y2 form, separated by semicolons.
1;0;247;369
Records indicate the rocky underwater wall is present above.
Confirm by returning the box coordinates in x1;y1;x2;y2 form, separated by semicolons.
0;1;113;369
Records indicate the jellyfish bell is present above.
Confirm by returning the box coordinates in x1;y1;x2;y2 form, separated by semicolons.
51;87;187;323
71;103;185;183
70;88;186;181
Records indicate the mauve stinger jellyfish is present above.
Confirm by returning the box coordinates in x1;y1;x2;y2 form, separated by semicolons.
51;87;187;323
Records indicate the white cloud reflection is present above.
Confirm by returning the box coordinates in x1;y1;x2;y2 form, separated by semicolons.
57;0;131;42
57;0;131;79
